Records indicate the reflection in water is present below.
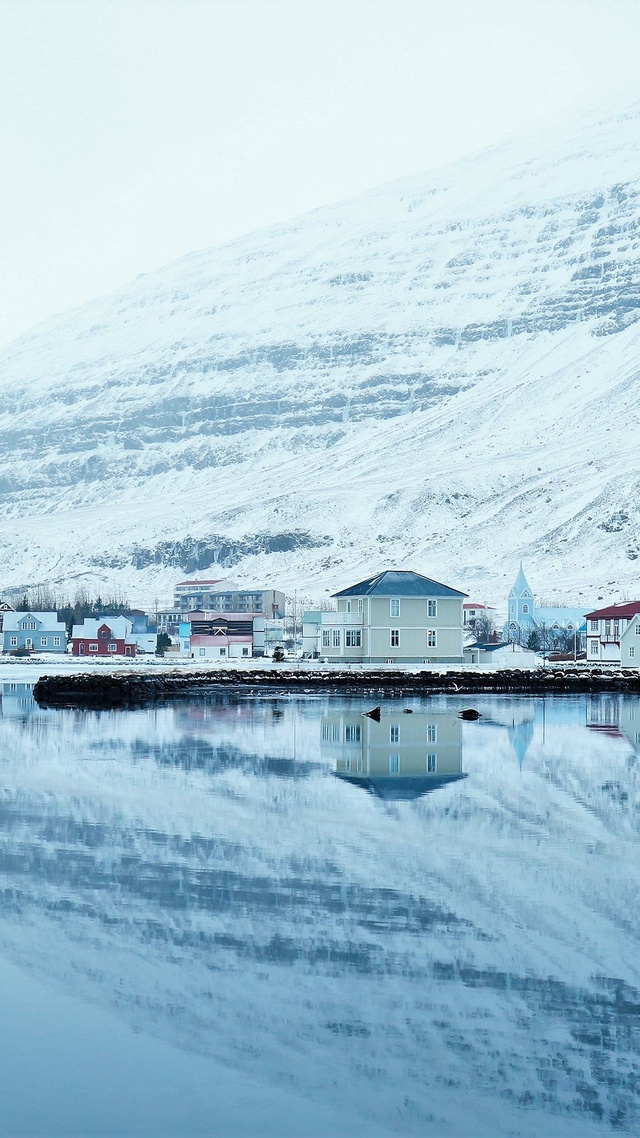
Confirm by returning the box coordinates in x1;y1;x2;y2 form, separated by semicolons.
322;708;466;798
0;688;639;1136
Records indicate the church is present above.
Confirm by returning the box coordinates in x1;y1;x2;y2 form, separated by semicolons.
503;564;588;650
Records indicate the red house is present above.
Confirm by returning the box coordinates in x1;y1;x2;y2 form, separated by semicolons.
70;616;137;657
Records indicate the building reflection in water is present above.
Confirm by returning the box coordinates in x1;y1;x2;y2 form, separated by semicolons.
321;708;466;799
586;693;640;753
1;681;38;719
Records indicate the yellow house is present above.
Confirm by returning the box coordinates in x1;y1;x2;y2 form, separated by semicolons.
319;569;466;665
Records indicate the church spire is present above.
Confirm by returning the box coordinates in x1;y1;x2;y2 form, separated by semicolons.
511;562;531;598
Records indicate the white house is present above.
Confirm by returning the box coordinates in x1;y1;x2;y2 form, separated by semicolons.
320;569;466;665
585;602;640;666
463;641;538;668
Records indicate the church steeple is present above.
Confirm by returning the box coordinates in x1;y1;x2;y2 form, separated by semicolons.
511;562;530;598
507;563;535;627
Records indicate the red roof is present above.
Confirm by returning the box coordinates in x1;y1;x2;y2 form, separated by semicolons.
175;579;225;587
585;601;640;620
463;602;493;609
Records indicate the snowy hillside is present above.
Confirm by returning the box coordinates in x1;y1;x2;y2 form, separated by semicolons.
2;97;640;606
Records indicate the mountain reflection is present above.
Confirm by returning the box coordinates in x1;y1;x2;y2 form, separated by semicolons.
0;688;639;1135
321;708;466;798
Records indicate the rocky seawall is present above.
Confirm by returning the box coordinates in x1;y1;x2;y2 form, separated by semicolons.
32;667;640;709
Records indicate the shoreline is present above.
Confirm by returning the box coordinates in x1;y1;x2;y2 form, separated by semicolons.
33;666;640;709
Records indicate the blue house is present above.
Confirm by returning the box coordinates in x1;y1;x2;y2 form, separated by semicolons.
3;611;67;654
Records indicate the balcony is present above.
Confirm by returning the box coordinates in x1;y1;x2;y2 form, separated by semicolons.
320;612;363;626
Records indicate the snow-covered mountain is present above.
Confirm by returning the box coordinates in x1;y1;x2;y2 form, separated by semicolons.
2;97;640;606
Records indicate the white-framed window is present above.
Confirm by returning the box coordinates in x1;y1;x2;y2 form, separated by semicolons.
345;629;361;647
9;636;17;647
89;643;98;652
390;598;400;618
242;647;249;656
385;658;393;664
390;725;399;743
322;629;330;648
332;629;341;648
605;620;611;635
30;622;36;630
427;599;437;617
427;629;437;648
25;637;33;648
389;754;400;773
629;646;636;659
199;648;205;656
390;629;400;647
346;600;352;612
322;723;331;741
427;724;437;743
510;603;515;614
590;640;599;654
427;753;437;772
108;643;117;652
345;724;361;743
53;636;60;646
591;620;599;631
357;599;363;613
219;648;226;656
332;724;340;742
522;604;529;614
40;637;47;646
636;624;640;635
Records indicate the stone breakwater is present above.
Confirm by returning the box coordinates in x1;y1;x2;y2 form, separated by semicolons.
32;667;640;709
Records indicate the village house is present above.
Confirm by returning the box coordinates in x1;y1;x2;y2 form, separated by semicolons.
463;602;495;630
71;616;139;657
320;569;466;665
2;611;67;654
585;601;640;666
158;579;286;632
0;601;15;633
463;640;538;668
177;611;283;658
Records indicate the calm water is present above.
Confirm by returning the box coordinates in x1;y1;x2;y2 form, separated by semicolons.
0;681;639;1137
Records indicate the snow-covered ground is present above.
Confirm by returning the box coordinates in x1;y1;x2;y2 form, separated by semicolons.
1;97;640;610
0;693;638;1135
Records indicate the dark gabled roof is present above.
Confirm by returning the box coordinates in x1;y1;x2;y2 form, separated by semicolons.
467;641;505;652
585;601;640;621
334;772;467;800
332;570;467;599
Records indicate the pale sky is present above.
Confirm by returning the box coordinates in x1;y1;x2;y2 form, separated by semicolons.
2;0;640;347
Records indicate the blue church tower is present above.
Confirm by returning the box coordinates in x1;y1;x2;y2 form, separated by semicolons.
506;563;535;638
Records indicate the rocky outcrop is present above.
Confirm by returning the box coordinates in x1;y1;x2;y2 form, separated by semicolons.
33;667;640;709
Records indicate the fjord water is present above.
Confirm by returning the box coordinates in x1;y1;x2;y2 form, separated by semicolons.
0;685;639;1137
